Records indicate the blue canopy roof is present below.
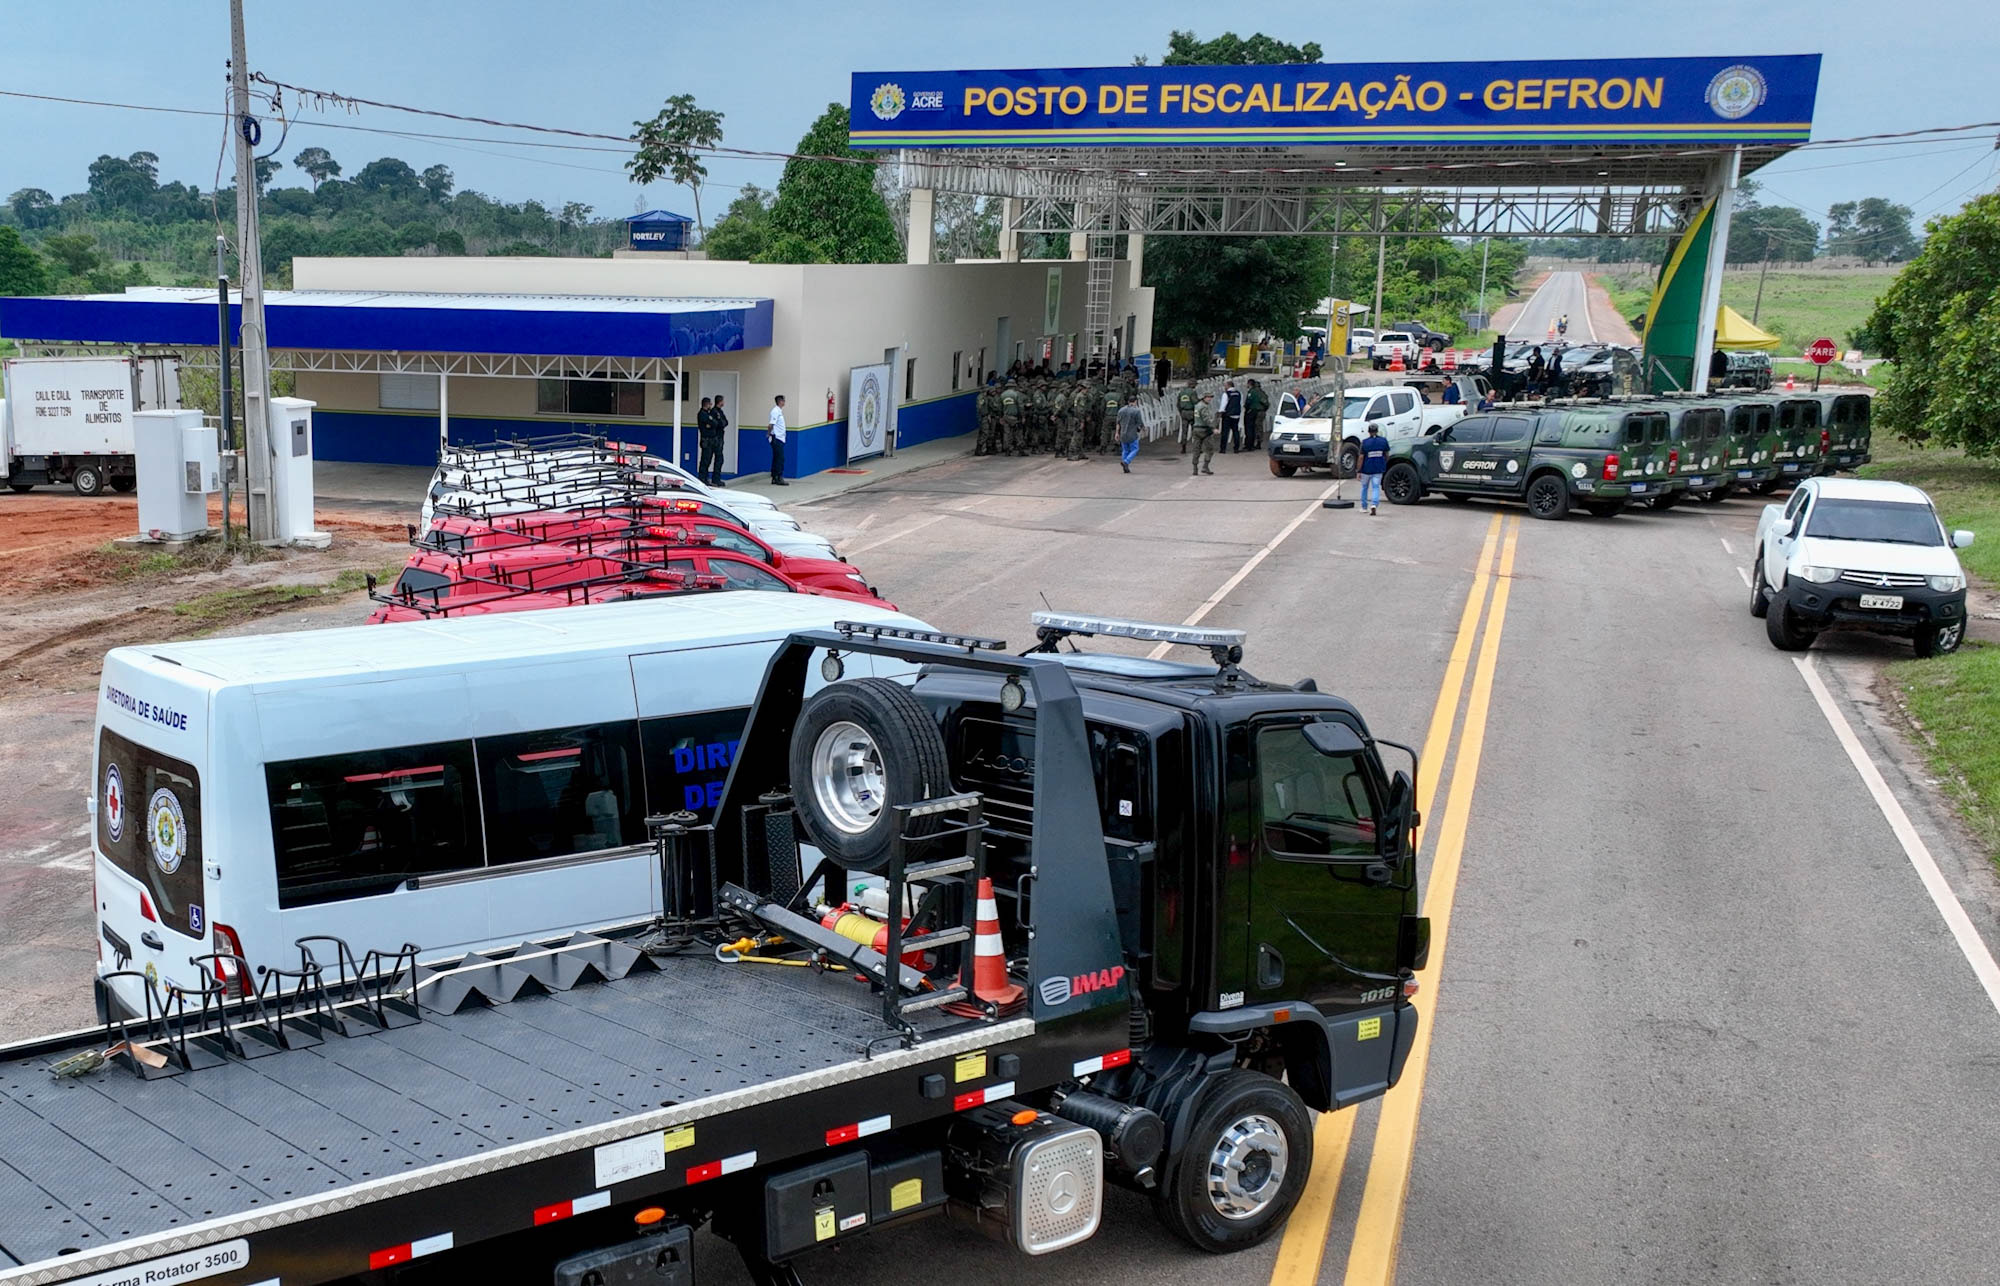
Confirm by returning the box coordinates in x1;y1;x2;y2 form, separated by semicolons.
0;287;772;359
624;209;692;224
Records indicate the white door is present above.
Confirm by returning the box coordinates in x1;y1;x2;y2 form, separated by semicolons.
699;370;742;475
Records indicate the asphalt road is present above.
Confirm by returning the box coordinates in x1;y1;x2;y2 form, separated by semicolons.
1508;270;1598;345
9;437;2000;1282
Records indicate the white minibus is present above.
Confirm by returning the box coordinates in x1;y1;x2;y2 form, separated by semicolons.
91;592;927;1016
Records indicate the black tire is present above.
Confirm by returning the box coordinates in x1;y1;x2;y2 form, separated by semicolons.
1525;472;1570;520
1428;337;1447;352
1750;553;1770;618
109;477;136;493
7;483;31;494
71;464;105;497
1914;619;1965;658
1267;457;1297;478
1382;461;1421;505
1153;1070;1314;1254
1336;441;1361;478
1584;500;1626;518
1765;590;1817;652
788;677;952;871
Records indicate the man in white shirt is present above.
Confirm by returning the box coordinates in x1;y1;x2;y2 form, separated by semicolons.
767;395;789;485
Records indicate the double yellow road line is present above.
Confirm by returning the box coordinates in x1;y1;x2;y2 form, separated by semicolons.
1269;512;1523;1286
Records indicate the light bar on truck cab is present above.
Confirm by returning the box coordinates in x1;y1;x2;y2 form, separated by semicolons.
1030;611;1245;651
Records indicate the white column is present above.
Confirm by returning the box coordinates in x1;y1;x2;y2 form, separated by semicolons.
999;197;1022;262
437;370;449;453
1692;147;1742;391
906;187;936;265
671;358;683;464
1069;203;1087;261
1125;233;1145;286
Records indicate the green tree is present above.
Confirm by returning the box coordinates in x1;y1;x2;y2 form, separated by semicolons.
702;185;772;260
627;94;724;236
1729;204;1820;263
1150;237;1331;376
1160;29;1323;64
292;146;340;190
0;227;50;295
1867;192;2000;456
421;164;455;203
253;156;282;195
40;232;104;278
353;157;421;199
1827;197;1920;263
9;187;56;229
760;104;901;265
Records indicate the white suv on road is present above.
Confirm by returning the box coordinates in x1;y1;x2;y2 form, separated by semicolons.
1751;477;1975;656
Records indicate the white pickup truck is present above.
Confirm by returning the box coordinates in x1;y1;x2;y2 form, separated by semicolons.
1266;381;1475;477
1751;476;1975;656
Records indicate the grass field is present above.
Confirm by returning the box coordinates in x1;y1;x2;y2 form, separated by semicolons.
1597;266;1899;357
1865;436;2000;861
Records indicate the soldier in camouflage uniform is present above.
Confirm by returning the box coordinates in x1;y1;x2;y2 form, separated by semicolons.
1174;382;1198;455
1190;390;1217;476
1065;379;1094;460
976;379;1000;456
1100;380;1124;455
999;377;1025;456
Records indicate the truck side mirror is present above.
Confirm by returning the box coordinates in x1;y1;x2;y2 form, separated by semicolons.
1953;529;1975;549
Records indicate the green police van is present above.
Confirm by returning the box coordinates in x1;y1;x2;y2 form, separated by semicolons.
1719;396;1784;495
1812;391;1873;473
1383;404;1673;520
1654;400;1731;508
1771;395;1825;487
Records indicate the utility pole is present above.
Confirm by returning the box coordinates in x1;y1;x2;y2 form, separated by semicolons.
1477;236;1492;329
229;0;274;541
1372;235;1387;336
216;235;232;548
1752;234;1774;324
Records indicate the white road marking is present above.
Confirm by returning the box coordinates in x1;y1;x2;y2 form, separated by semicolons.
38;847;93;872
1720;536;1736;556
1147;480;1341;657
1795;656;2000;1017
1737;566;1752;588
854;513;879;531
845;513;946;556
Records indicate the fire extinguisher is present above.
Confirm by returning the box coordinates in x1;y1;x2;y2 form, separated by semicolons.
827;388;836;421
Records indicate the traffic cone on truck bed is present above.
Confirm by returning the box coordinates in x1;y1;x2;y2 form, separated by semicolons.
944;878;1024;1017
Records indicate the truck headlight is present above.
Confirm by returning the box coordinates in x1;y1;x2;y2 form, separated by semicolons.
1799;565;1840;584
1930;574;1966;592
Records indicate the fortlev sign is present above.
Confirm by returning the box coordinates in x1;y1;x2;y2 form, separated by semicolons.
851;54;1818;149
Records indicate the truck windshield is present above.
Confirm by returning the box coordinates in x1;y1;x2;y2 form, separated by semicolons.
1804;499;1942;546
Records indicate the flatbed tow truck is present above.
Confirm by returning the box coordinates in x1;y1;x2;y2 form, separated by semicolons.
0;613;1425;1286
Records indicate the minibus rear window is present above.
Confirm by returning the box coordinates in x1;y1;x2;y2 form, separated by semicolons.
266;740;481;908
98;727;205;939
479;722;647;865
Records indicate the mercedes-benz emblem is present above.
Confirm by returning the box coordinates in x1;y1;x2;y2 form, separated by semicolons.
1046;1170;1079;1215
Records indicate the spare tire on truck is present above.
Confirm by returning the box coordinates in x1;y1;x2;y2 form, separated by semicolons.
790;677;954;871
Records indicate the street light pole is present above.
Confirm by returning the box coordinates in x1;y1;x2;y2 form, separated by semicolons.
215;235;232;548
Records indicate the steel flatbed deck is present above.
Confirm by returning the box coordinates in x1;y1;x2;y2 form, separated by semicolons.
0;939;1094;1286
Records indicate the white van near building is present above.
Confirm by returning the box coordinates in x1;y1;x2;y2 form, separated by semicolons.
92;592;928;1018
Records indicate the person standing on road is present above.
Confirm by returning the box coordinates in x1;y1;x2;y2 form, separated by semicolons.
1116;392;1144;473
1190;390;1217;476
1244;378;1269;451
1358;422;1390;515
1527;347;1547;395
1219;380;1242;454
1547;347;1565;397
766;395;789;485
696;396;717;484
1175;381;1197;455
708;394;731;486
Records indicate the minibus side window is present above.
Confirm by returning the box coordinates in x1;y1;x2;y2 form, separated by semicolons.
266;740;481;908
99;727;205;938
479;721;647;865
640;708;750;821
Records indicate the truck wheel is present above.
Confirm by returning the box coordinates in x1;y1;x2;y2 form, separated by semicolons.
1583;500;1626;518
789;677;953;871
71;464;106;497
1765;592;1817;652
1154;1070;1314;1253
1336;441;1361;478
1381;462;1421;505
1914;620;1964;658
1750;554;1770;618
1268;458;1296;478
1525;473;1570;520
7;483;31;494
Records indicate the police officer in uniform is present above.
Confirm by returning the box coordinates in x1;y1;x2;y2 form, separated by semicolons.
1175;382;1197;455
1190;390;1217;476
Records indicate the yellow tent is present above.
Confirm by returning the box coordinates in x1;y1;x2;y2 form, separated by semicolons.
1714;305;1781;351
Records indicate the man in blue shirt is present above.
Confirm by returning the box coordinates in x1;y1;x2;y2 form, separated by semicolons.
1358;423;1391;516
1442;379;1462;405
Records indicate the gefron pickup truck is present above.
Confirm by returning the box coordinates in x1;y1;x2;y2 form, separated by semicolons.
1752;477;1974;656
1267;383;1469;477
1383;405;1674;519
1;611;1427;1286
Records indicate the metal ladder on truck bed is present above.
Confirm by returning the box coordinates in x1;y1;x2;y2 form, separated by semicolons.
718;790;997;1042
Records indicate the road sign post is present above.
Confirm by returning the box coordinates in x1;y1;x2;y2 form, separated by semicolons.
1807;336;1837;391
